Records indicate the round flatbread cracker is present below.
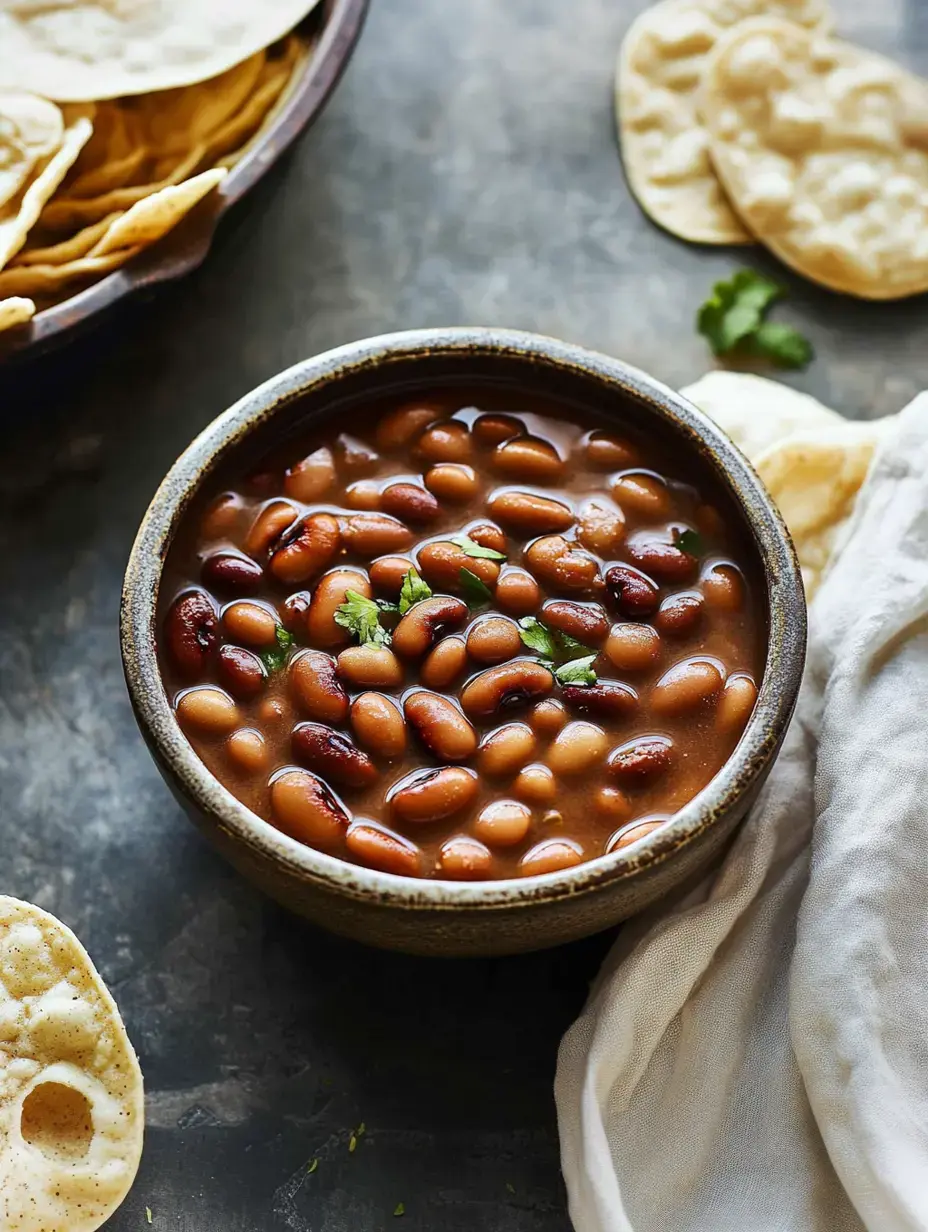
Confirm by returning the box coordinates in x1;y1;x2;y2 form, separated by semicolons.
616;0;831;245
90;167;226;256
0;94;64;211
702;19;928;299
0;896;144;1232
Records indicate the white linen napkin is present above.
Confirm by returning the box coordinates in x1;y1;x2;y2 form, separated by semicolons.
555;393;928;1232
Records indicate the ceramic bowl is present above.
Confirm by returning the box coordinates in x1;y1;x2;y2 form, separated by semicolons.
121;327;806;956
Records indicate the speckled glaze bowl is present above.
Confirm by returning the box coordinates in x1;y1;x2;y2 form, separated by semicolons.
121;328;806;956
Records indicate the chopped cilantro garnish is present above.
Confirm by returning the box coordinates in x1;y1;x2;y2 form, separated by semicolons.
748;320;814;368
398;567;432;614
697;269;812;369
393;1202;405;1217
674;528;703;557
349;1134;357;1153
459;567;493;608
259;625;294;673
505;1182;516;1195
307;1158;319;1173
553;655;598;686
518;616;596;670
451;533;506;561
335;591;391;647
146;1209;153;1226
357;1122;366;1136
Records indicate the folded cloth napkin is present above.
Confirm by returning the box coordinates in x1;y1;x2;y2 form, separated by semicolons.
555;393;928;1232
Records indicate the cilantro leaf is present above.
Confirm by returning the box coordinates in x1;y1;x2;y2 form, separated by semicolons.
556;631;594;661
376;598;400;613
747;320;814;369
518;616;558;658
451;533;506;561
393;1203;405;1217
674;528;703;557
259;625;294;674
397;567;432;614
459;567;492;608
696;269;812;369
554;655;598;686
334;590;391;647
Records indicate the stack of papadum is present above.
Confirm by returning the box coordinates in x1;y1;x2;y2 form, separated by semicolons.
617;0;928;299
0;0;325;336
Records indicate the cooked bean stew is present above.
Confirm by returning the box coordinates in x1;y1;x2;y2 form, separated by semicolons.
159;393;764;880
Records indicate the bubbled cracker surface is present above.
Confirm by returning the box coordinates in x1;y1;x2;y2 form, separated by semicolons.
0;896;143;1232
703;19;928;299
616;0;831;245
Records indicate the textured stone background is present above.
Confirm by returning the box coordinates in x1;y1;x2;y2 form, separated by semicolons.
1;1;926;1228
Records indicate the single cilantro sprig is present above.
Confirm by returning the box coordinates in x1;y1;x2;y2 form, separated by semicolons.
518;616;598;682
554;655;598;686
459;567;493;608
397;567;432;614
334;590;392;647
259;626;294;673
696;268;813;369
451;533;506;561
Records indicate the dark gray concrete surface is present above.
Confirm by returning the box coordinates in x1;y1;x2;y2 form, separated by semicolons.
1;1;926;1228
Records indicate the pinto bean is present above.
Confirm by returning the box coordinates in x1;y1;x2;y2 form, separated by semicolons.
376;402;445;450
461;660;554;718
416;541;500;592
467;521;508;555
473;800;532;848
541;599;609;644
493;436;564;483
701;562;746;611
465;615;521;664
488;490;574;535
625;533;697;582
576;497;625;557
290;649;349;723
405;691;477;761
346;822;422;877
165;589;218;677
513;762;557;804
244;500;299;558
519;839;583;876
604;564;660;619
269;512;341;584
350;692;407;758
561;682;639;720
546;720;609;776
226;728;269;773
217;644;266;700
335;433;380;476
176;686;239;735
390;766;479;824
472;413;523;446
416;421;472;464
280;589;312;634
582;431;639;470
199;491;245;541
420;635;468;689
477;722;537;778
337;645;404;689
306;568;371;648
341;513;414;557
270;768;350;850
655;591;704;637
717;673;758;735
284;446;335;502
393;595;468;658
593;786;632;823
292;722;378;788
345;480;381;510
222;600;278;647
607;818;667;852
438;835;493;879
603;622;661;671
611;471;672;519
652;658;724;717
425;464;478;503
524;536;599;594
201;552;263;594
607;734;674;783
529;698;567;737
369;555;414;596
381;482;441;525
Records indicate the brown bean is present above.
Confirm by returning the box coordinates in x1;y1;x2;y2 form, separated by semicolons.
472;413;523;446
655;591;704;637
164;589;218;677
176;686;239;735
607;735;674;783
493;436;564;483
625;533;697;582
376;402;445;451
611;471;672;519
701;562;746;611
696;503;726;538
420;635;468;689
350;692;407;758
226;728;269;773
199;491;245;542
257;696;288;725
529;698;567;737
524;536;599;594
244;500;299;558
405;691;477;762
416;421;472;464
416;541;500;592
292;722;378;788
222;600;278;647
201;552;263;594
306;568;371;648
217;644;266;700
604;564;660;619
370;555;415;596
717;673;757;735
390;766;479;824
603;622;661;672
594;786;632;822
467;521;508;555
488;489;574;535
438;835;493;879
283;446;335;503
561;682;639;720
393;595;468;658
280;590;312;634
546;720;608;776
542;599;609;644
513;762;557;804
336;433;380;476
582;431;639;471
519;839;583;876
477;722;537;778
269;513;342;584
270;768;350;851
461;659;554;718
341;513;414;557
465;615;521;665
381;482;441;525
336;645;404;688
473;800;532;848
346;822;422;877
576;497;625;557
495;567;542;617
425;463;478;503
652;658;724;716
607;818;667;852
345;480;382;510
290;649;349;723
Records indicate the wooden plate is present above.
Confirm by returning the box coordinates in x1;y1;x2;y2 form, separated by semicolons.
0;0;370;362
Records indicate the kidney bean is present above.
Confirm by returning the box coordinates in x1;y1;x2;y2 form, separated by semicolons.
701;562;745;611
529;698;567;737
472;413;523;446
381;482;441;525
425;463;478;503
473;799;532;848
306;568;371;648
604;622;661;671
466;615;521;665
336;433;380;475
594;786;631;822
350;692;407;758
376;402;445;450
405;691;477;762
290;649;349;723
604;564;660;619
226;728;269;773
607;734;674;783
524;536;599;594
416;541;500;592
292;722;379;788
542;599;609;645
695;503;726;538
611;471;672;519
393;595;468;658
561;682;639;720
222;600;278;647
269;513;342;584
346;822;422;877
337;645;404;689
625;533;697;582
280;589;312;634
201;552;263;594
519;839;583;876
494;567;542;616
582;430;639;471
655;591;704;637
284;446;335;503
467;521;508;555
513;762;557;804
477;722;537;778
165;589;218;677
575;496;625;557
438;835;493;879
270;768;350;850
420;635;468;689
390;766;479;824
546;720;609;776
493;436;564;483
416;421;473;464
217;644;266;699
607;818;667;852
488;490;573;536
244;500;299;558
369;554;415;596
345;480;382;510
199;491;245;541
652;658;724;717
461;660;554;718
341;513;414;557
176;686;240;735
717;673;757;735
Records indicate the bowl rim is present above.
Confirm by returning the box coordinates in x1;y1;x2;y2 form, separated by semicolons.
121;326;807;912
